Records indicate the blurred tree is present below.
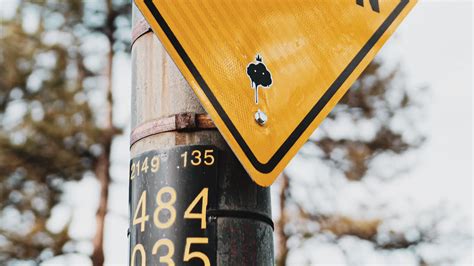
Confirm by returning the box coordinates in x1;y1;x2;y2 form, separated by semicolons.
274;60;468;265
277;61;416;265
0;0;130;265
1;1;470;266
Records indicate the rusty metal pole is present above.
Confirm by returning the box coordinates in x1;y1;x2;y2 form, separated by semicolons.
129;4;274;266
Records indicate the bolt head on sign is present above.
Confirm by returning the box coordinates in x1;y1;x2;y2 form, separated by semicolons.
134;0;417;187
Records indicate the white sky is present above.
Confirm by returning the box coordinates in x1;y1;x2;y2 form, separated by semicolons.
378;0;472;210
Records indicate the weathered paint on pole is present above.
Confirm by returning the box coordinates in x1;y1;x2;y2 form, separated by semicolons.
129;5;274;265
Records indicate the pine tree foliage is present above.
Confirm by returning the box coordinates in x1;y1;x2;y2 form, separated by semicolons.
315;61;425;181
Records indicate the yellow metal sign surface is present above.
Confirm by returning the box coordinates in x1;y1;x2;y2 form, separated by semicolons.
134;0;417;186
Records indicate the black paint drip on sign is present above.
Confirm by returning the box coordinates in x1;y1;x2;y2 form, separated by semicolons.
246;55;272;105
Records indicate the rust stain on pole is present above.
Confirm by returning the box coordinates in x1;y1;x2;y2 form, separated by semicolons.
130;112;216;146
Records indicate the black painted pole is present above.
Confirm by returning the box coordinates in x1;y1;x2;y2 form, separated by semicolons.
129;4;274;265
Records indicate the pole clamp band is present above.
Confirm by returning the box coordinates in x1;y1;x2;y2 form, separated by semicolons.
131;18;152;47
207;209;274;231
130;112;216;147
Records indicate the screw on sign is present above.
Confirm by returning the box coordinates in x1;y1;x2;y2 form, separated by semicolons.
254;109;268;126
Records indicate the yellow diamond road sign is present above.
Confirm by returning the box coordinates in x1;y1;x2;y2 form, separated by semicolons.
134;0;417;186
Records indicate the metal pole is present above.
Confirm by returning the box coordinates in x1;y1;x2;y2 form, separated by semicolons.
129;5;274;266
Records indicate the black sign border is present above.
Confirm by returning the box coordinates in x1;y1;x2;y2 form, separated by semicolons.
141;0;410;174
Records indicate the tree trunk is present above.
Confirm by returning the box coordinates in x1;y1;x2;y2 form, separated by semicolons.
276;172;290;266
91;10;115;263
91;144;111;266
